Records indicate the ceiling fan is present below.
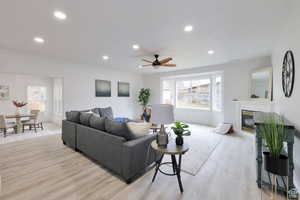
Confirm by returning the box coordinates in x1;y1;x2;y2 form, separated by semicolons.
141;54;176;68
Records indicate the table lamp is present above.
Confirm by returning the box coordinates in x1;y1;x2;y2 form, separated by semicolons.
151;104;174;147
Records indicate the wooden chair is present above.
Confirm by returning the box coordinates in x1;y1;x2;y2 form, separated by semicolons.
22;110;44;133
0;115;17;137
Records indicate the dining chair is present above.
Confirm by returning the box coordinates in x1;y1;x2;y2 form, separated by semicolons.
0;115;17;137
21;110;39;123
22;110;44;133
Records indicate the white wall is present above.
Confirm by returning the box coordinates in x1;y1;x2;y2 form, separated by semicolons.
0;73;53;121
0;49;144;119
271;0;300;189
143;56;272;126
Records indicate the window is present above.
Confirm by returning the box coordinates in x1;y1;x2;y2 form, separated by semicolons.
162;80;175;105
176;79;211;110
27;86;47;112
212;76;222;111
161;72;222;111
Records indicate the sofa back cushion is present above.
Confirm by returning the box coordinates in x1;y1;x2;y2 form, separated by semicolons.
80;112;93;126
105;118;134;141
65;111;81;123
100;107;114;119
89;114;106;131
127;122;151;138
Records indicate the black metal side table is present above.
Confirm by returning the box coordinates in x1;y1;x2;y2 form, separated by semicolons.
150;140;189;193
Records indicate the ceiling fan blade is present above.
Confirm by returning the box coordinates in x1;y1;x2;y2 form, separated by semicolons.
159;57;172;64
142;59;153;63
141;64;153;67
161;64;176;67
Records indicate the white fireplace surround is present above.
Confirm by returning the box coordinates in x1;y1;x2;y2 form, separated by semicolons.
233;100;274;131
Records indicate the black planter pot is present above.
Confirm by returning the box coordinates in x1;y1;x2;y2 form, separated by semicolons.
263;152;289;176
176;136;184;146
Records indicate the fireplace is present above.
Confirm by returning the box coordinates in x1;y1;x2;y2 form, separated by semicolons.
241;110;256;133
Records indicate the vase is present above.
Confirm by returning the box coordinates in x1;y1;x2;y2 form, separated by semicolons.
142;108;151;122
263;152;289;176
176;136;184;146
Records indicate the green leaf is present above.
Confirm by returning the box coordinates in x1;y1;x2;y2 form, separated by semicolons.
259;114;286;158
171;121;191;137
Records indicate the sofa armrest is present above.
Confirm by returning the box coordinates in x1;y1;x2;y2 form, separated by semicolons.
122;134;158;181
62;120;77;149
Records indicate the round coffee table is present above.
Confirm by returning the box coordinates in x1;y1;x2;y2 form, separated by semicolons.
150;140;189;193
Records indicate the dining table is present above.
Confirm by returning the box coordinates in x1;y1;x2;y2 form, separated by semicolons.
6;114;35;133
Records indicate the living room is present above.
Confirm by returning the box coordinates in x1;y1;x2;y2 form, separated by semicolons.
0;0;300;200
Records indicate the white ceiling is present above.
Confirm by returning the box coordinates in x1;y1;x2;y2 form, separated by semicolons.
0;0;291;73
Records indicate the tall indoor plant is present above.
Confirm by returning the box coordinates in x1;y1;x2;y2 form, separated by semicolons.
138;88;151;122
171;121;191;145
259;114;288;176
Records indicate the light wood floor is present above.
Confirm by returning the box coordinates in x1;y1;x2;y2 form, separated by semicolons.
0;128;286;200
0;123;61;145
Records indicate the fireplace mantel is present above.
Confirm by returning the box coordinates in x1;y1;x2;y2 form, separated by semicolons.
233;100;274;131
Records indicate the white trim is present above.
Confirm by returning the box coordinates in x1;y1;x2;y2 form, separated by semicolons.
160;70;223;80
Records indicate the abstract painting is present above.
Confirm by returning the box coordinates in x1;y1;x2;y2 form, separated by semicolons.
118;82;130;97
95;80;111;97
0;85;9;100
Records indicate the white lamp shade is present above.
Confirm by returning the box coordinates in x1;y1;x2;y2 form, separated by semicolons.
150;104;174;124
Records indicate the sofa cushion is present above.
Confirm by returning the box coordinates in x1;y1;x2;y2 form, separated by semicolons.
89;114;106;131
65;111;81;123
100;107;114;119
105;118;134;141
127;122;151;138
80;112;93;126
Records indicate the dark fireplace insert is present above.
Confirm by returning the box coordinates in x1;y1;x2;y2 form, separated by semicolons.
241;110;256;133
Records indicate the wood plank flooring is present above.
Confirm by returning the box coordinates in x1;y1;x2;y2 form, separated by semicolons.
0;126;287;200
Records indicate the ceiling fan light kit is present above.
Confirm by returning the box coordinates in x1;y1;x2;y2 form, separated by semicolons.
141;54;176;69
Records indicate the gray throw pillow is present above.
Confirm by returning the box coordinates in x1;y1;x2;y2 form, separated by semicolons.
105;118;134;141
100;107;114;119
79;109;91;112
89;114;106;131
80;112;93;126
65;111;81;123
91;108;101;116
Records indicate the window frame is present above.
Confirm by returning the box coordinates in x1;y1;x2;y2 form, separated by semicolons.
160;72;223;112
26;85;48;113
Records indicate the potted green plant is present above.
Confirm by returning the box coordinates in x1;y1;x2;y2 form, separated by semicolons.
171;121;191;145
259;114;288;176
138;88;151;122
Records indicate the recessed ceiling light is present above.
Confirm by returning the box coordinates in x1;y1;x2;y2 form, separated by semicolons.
102;55;109;60
54;10;67;20
184;25;193;32
132;44;140;50
34;37;45;44
208;50;215;55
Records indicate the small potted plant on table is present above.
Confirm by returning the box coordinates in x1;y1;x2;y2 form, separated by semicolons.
12;100;27;115
171;121;191;146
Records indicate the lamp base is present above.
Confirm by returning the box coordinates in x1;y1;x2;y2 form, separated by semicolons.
156;124;168;147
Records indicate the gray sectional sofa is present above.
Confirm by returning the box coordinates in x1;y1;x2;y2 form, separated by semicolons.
62;108;159;183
